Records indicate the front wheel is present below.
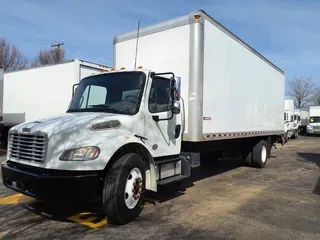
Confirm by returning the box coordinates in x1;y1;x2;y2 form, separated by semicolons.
102;153;146;225
292;131;298;139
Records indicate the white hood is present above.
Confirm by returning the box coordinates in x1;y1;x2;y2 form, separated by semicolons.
8;112;138;170
11;112;120;135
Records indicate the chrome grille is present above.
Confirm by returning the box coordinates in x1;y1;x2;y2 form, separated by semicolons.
8;133;47;163
313;126;320;130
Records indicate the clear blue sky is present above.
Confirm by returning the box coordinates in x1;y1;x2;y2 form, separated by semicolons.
1;0;319;83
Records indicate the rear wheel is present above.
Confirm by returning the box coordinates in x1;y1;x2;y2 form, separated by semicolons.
284;132;288;143
252;140;268;168
243;150;253;167
102;153;146;225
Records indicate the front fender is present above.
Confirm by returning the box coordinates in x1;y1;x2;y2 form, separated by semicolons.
43;132;150;171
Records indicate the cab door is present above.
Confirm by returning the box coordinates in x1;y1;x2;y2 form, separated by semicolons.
144;75;182;158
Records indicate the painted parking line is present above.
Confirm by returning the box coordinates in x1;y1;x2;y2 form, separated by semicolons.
68;212;108;229
0;193;37;205
0;193;158;229
68;200;157;229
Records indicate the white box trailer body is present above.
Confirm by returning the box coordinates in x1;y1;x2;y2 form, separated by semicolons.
309;106;320;117
0;66;4;125
0;59;111;147
114;10;285;142
3;59;110;125
307;106;320;135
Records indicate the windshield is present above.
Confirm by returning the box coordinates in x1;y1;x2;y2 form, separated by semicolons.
68;71;146;115
310;116;320;123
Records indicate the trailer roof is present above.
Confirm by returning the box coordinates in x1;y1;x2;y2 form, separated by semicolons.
114;9;284;75
4;59;112;74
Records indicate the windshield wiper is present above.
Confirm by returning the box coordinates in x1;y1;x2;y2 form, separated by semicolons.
67;109;82;113
89;104;127;114
89;104;111;108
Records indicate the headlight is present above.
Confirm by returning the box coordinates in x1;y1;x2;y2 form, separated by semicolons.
307;125;312;129
59;146;100;161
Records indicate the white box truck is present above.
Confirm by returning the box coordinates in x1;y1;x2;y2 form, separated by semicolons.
295;109;309;134
307;106;320;135
284;99;299;140
0;66;4;126
1;10;285;225
0;59;111;147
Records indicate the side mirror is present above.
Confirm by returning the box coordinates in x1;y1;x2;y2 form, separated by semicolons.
171;101;181;114
169;76;181;112
72;83;79;96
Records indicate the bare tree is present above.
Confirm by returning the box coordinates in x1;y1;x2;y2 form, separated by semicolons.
287;76;315;109
32;47;65;67
311;88;320;106
0;38;29;72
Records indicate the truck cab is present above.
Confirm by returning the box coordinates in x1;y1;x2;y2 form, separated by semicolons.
1;68;191;225
307;106;320;135
284;99;298;141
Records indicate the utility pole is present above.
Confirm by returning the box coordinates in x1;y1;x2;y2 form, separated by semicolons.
51;42;64;49
51;42;64;63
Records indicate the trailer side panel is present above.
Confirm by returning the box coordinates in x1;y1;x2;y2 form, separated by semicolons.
202;19;285;139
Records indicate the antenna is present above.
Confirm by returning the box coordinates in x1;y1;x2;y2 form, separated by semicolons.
134;21;140;69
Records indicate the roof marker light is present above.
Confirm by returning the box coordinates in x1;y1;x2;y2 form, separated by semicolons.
194;14;201;20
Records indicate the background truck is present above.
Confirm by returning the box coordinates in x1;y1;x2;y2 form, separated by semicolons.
2;10;285;225
0;59;111;147
294;109;309;135
284;99;298;141
307;106;320;135
0;67;4;129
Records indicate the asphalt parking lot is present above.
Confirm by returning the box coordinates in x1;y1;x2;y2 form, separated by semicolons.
0;136;319;240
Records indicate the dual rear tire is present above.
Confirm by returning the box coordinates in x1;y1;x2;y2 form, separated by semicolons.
244;139;269;168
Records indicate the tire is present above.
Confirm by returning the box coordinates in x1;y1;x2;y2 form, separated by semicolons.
243;150;253;167
291;131;298;139
284;132;288;143
102;153;146;225
252;140;268;168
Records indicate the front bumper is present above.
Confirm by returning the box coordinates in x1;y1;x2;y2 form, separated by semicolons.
306;129;320;134
1;161;103;200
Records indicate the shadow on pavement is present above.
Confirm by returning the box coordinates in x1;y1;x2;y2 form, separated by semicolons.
296;152;320;168
147;156;246;203
21;199;104;223
18;156;247;223
296;152;320;195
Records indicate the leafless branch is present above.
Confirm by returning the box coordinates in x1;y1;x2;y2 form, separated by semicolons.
0;38;29;72
311;88;320;106
287;76;315;109
32;47;65;67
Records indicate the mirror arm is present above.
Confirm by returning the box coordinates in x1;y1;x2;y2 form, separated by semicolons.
152;111;174;122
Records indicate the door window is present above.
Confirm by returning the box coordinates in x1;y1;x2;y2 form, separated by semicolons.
148;77;171;113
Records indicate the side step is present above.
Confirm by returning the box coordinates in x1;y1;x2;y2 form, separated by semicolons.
157;175;189;185
155;152;200;185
